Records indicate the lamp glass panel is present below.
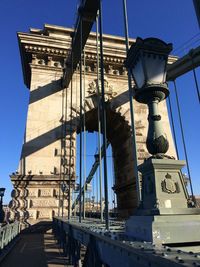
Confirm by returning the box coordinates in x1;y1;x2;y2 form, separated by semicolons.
132;57;145;88
144;55;166;84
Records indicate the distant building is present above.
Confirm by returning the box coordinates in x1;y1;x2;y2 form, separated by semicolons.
74;198;105;213
194;196;200;208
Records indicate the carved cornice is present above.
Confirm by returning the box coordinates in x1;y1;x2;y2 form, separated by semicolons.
10;174;75;181
23;44;127;67
18;24;178;88
24;45;68;56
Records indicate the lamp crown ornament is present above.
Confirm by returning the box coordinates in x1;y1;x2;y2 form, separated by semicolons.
125;37;172;157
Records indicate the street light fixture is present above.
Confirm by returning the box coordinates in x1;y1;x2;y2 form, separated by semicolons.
0;188;6;224
61;182;68;194
0;188;5;198
125;37;200;245
126;37;172;157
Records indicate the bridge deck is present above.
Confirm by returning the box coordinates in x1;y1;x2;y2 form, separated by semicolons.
1;227;67;267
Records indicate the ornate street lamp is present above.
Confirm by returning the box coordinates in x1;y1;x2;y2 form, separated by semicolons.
125;37;200;245
126;37;172;157
61;182;68;194
0;188;6;224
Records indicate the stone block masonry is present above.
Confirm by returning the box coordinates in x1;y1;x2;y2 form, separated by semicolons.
10;24;177;225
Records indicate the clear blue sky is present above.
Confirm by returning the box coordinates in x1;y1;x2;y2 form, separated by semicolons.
0;0;199;204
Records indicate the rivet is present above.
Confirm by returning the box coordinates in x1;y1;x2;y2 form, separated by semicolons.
162;252;167;257
167;248;171;252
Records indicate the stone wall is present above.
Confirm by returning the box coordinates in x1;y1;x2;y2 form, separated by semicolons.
10;24;177;225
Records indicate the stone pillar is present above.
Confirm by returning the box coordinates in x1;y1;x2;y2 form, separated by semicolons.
11;25;177;224
10;47;76;225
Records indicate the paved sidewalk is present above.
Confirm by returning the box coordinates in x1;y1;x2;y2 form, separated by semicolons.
1;229;67;267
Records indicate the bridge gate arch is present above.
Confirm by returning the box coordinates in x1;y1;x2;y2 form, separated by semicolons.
10;25;176;225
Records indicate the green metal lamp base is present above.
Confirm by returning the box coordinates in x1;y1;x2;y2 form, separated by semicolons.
126;158;200;244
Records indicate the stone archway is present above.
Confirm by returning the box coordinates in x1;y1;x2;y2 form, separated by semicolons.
79;105;137;218
10;24;176;225
73;76;149;218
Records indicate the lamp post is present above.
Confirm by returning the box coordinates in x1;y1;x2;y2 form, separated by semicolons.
125;37;200;245
0;188;5;224
61;181;68;194
125;37;172;158
60;181;69;218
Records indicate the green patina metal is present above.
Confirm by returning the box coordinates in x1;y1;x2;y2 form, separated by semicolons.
0;222;20;253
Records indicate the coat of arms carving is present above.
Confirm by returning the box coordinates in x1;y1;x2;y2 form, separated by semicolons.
161;173;180;194
88;78;117;101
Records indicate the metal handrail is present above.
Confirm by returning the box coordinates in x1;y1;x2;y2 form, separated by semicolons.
0;222;20;252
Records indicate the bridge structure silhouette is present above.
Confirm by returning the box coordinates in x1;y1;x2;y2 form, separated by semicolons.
1;0;200;266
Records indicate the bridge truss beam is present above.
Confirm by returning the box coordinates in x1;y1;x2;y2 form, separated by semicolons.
53;217;200;267
62;0;100;88
167;45;200;81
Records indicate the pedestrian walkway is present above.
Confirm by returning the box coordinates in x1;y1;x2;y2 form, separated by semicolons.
1;228;66;267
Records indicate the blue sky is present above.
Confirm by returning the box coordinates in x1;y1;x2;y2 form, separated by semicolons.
0;0;199;204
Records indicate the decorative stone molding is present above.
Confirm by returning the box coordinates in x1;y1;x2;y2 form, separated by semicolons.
88;78;117;101
25;45;68;56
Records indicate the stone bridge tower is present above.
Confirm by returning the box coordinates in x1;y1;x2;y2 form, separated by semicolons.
10;24;176;225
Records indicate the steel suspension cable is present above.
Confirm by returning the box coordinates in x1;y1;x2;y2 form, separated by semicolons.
167;95;180;159
173;80;195;201
173;32;200;53
192;68;200;103
92;170;95;213
111;153;115;211
99;1;109;230
190;51;200;103
122;0;141;204
96;169;99;214
58;85;65;217
68;49;74;220
96;12;103;223
79;18;83;223
83;48;86;219
75;66;79;218
61;80;69;217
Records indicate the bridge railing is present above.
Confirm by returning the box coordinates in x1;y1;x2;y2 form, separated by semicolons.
0;222;20;258
53;216;200;267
